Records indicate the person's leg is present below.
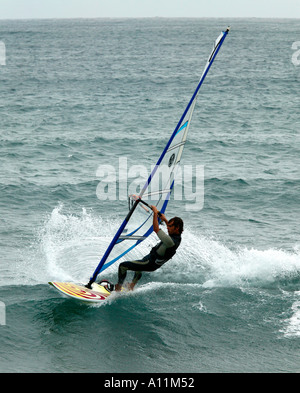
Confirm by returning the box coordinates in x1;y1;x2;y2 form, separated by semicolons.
128;271;143;291
115;258;151;291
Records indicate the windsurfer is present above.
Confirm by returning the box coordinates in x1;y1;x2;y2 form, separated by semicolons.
115;206;183;291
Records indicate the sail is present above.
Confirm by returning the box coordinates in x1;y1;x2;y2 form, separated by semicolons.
86;27;230;287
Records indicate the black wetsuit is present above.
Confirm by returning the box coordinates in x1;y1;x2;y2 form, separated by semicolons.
117;229;181;285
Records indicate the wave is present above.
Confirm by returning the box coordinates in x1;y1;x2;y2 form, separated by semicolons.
163;230;300;289
281;294;300;337
12;204;300;292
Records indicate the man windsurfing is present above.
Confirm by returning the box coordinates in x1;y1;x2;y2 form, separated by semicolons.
115;206;183;291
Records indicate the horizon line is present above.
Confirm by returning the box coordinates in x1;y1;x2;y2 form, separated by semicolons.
0;16;299;21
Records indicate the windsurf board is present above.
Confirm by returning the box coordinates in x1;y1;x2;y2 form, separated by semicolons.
49;281;116;303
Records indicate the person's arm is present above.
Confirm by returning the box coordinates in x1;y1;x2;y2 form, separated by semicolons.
158;213;168;226
156;229;175;248
151;205;160;233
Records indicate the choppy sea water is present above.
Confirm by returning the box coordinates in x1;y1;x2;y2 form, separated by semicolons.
0;18;300;373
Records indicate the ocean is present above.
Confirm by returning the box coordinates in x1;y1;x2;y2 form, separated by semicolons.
0;18;300;374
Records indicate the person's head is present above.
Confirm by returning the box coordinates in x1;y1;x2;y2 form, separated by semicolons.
167;217;183;236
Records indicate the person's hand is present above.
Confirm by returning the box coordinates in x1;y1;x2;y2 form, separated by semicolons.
159;213;167;222
151;205;158;214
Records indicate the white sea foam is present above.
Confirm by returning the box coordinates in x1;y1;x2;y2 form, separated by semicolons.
24;204;300;292
281;295;300;337
161;227;300;288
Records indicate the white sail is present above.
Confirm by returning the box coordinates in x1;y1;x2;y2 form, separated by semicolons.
87;27;230;287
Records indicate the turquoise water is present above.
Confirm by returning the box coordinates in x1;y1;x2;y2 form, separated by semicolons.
0;18;300;373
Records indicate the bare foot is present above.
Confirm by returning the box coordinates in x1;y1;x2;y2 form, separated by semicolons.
128;282;135;291
115;283;122;292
